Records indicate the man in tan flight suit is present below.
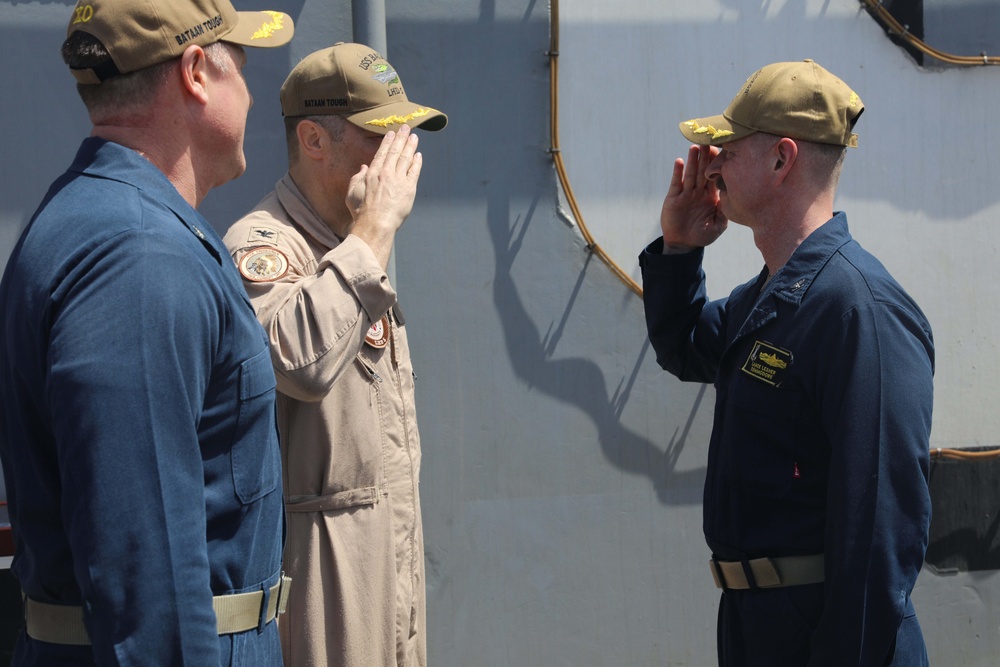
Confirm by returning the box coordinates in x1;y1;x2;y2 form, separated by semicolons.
223;43;447;666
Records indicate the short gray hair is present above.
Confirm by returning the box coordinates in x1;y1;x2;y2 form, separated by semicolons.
62;31;233;120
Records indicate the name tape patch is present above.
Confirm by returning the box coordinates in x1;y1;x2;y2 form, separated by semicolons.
741;340;793;387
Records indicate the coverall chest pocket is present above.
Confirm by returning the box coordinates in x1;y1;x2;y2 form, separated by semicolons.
231;347;280;504
729;380;802;499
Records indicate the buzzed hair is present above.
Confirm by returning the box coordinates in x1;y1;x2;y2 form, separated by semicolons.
749;132;847;191
797;140;847;191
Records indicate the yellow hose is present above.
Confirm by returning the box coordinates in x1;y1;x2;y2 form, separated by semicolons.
860;0;1000;66
548;0;642;296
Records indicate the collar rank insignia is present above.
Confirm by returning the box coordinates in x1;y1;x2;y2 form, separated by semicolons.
741;340;793;387
239;246;289;283
365;315;390;349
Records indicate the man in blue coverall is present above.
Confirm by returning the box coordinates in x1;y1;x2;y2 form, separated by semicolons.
0;0;294;663
639;60;933;666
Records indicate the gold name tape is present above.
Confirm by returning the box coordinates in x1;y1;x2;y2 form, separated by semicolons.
741;340;793;387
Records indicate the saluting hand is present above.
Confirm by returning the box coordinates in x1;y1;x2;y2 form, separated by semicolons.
346;125;423;268
659;144;727;252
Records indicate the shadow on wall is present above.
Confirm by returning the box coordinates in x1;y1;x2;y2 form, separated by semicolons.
487;190;707;505
386;2;712;507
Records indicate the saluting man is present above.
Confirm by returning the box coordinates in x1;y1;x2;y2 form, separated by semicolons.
223;43;447;667
640;60;933;666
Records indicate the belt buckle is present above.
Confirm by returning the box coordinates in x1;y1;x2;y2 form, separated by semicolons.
276;574;292;615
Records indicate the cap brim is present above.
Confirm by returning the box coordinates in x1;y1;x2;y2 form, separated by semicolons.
224;11;294;49
346;101;448;135
678;114;755;146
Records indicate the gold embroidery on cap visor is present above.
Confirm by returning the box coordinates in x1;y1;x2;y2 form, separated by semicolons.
365;107;434;128
683;119;735;140
251;11;286;40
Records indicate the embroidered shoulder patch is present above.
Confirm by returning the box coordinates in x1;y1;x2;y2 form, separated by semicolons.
239;246;289;283
365;315;390;349
741;340;793;387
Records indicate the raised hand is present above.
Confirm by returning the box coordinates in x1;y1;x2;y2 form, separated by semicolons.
346;125;423;268
659;144;728;252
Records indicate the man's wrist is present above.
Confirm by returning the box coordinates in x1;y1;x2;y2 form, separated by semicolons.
662;241;697;255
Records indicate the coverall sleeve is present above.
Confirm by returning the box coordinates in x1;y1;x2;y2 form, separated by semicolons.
239;234;396;402
639;240;728;383
47;230;223;664
808;301;934;666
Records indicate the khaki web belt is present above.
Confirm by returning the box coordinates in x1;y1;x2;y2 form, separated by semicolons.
23;575;292;646
710;554;824;590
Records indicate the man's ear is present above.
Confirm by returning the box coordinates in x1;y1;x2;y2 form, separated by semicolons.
773;137;798;184
296;120;327;160
179;45;210;104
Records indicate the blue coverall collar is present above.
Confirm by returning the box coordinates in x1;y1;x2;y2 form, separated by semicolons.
760;212;854;306
69;138;252;311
